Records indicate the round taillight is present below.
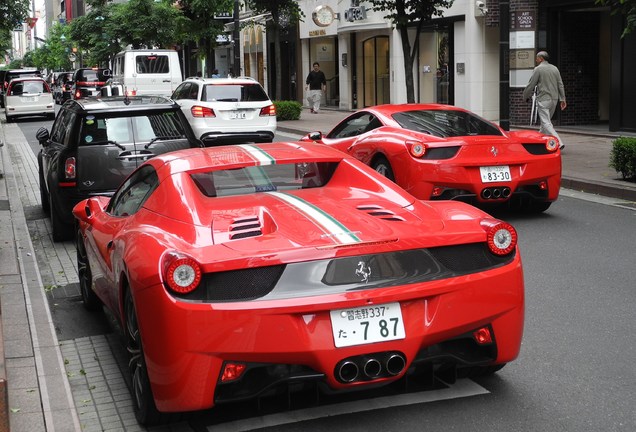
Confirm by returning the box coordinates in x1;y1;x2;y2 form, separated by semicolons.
545;137;559;152
407;140;427;158
163;253;202;294
485;221;517;255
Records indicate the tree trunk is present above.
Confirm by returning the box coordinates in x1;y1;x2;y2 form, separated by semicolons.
398;25;415;103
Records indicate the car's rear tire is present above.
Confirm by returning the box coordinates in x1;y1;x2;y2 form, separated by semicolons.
125;287;169;426
372;156;395;182
5;115;13;123
39;162;50;215
50;195;73;242
77;231;101;311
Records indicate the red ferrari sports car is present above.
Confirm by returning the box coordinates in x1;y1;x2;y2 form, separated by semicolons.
73;142;524;425
300;103;561;213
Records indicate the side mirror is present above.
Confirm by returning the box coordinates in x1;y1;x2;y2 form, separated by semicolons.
103;69;112;77
308;131;323;141
36;127;50;145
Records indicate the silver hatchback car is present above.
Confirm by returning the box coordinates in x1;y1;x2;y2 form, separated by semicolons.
171;77;277;145
4;76;55;122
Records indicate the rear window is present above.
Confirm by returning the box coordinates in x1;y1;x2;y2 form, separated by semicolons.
80;112;188;145
8;80;49;95
202;83;269;102
191;162;338;197
75;69;109;82
135;55;170;74
392;110;503;137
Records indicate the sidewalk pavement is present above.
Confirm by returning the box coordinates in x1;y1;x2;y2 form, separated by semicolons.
1;108;635;431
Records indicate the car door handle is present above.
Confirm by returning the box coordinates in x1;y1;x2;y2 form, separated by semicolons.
163;79;171;83
117;151;153;160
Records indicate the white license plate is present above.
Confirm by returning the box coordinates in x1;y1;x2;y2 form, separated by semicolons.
330;302;405;348
480;165;511;183
22;97;37;102
229;111;246;119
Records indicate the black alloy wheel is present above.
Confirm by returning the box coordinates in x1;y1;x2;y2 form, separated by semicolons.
125;287;164;425
372;156;396;182
76;231;101;310
49;195;73;242
38;161;50;215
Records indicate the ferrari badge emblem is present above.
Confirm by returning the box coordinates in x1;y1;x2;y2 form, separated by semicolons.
355;261;371;283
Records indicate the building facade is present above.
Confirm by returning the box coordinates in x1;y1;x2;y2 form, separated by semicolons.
290;0;635;132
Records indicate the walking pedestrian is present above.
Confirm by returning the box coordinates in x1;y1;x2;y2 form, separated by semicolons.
305;62;327;114
523;51;567;150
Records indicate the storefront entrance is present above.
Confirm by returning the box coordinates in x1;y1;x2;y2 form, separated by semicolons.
362;36;390;107
308;37;339;108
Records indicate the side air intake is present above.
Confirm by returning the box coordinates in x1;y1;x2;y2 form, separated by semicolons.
357;205;405;221
229;216;262;239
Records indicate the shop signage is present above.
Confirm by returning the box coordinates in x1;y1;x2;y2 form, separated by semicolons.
344;5;366;22
510;31;534;49
510;10;535;30
309;29;327;37
510;49;535;69
214;12;232;19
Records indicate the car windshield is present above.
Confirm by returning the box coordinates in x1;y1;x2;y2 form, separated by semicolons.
80;112;187;145
202;83;269;102
191;162;338;197
392;110;503;138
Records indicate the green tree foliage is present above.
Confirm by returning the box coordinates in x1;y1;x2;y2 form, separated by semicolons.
177;0;234;76
368;0;454;103
1;0;31;59
68;0;187;66
109;0;185;49
18;23;73;71
246;0;303;100
68;0;120;66
596;0;636;37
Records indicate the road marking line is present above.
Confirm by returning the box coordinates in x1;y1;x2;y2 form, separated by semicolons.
211;379;489;432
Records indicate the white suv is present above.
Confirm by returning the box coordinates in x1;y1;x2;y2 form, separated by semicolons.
171;77;277;145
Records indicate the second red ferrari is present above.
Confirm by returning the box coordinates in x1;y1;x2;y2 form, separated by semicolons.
301;103;561;213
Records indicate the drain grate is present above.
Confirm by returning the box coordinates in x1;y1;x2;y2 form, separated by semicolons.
0;199;9;211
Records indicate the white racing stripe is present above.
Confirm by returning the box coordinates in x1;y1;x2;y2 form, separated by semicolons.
209;379;489;431
238;144;276;165
268;192;361;245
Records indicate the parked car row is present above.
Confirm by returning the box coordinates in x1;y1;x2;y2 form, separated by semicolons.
2;60;562;426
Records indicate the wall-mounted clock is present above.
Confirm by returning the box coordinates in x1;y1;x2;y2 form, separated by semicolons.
312;5;335;27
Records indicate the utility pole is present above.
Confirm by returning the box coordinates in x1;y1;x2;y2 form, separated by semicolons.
233;0;241;77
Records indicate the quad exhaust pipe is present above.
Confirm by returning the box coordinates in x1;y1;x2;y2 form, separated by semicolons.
336;352;407;383
481;187;511;200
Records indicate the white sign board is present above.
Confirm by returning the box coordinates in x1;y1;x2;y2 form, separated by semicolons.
510;31;535;49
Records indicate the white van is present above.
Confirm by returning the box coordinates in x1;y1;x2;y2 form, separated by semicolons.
105;49;182;97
